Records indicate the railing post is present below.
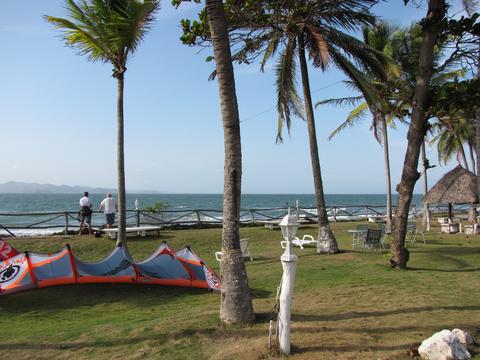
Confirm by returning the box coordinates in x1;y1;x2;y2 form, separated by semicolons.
64;212;69;235
195;210;202;225
365;206;369;221
333;207;337;222
250;210;256;224
136;210;141;227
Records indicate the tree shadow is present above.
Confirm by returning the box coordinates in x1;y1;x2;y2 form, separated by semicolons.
413;246;480;255
409;266;480;272
124;233;174;243
0;283;212;313
293;342;415;354
249;287;273;299
0;331;173;352
291;305;480;322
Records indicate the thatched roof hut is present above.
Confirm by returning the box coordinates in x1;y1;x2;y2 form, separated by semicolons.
423;165;478;218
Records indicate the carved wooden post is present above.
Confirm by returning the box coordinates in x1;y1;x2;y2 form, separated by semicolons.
136;210;141;227
64;212;69;235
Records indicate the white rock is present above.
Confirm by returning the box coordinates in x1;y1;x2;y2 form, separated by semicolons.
452;329;475;348
418;329;471;360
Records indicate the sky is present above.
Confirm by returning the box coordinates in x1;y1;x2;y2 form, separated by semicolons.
0;0;470;194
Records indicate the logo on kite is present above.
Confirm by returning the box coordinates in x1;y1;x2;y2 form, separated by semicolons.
0;264;20;283
204;266;221;291
102;259;132;276
0;239;19;261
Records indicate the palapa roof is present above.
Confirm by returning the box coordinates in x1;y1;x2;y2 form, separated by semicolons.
423;165;478;204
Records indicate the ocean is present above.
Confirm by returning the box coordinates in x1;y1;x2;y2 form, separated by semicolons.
0;193;424;213
0;193;424;236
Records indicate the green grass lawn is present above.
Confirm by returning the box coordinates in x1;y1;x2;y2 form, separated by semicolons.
1;222;479;359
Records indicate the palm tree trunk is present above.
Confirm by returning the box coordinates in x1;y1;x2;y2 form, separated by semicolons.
205;0;254;324
458;143;469;171
468;142;476;174
116;74;127;247
379;114;393;231
421;141;431;231
297;34;338;254
391;0;446;269
476;41;480;200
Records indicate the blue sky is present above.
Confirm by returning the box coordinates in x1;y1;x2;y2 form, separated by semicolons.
0;0;469;194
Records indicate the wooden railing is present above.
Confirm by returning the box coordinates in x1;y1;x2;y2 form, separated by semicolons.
0;203;473;236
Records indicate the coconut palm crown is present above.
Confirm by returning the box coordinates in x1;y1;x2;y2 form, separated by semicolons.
45;0;159;78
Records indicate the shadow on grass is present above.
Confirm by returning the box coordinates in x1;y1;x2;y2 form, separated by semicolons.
123;233;174;243
412;246;480;255
0;333;167;351
291;305;480;322
0;283;213;313
249;287;273;299
409;266;480;272
246;251;322;268
293;342;415;354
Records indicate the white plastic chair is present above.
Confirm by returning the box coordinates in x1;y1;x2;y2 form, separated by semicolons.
280;235;317;249
215;238;253;261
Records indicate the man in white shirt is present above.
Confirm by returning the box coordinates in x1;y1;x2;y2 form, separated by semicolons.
79;191;93;236
99;193;117;228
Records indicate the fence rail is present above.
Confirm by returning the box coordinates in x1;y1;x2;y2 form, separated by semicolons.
0;203;474;237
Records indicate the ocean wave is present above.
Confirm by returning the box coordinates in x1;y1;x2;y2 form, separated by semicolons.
0;227;64;237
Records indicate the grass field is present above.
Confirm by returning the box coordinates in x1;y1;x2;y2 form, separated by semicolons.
1;221;479;359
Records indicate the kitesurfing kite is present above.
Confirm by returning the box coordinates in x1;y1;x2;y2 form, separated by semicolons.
0;239;221;295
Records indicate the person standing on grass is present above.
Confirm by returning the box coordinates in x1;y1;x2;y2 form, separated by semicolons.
99;193;117;229
79;191;93;236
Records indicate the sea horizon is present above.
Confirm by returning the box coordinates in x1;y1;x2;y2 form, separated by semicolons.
0;193;426;237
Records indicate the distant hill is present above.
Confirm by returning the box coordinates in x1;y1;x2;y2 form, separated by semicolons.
0;181;116;194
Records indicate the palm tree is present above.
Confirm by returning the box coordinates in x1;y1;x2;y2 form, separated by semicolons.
45;0;159;247
390;0;447;269
175;1;388;254
462;0;480;192
203;0;255;324
225;0;387;254
316;22;400;231
430;112;476;171
390;21;471;233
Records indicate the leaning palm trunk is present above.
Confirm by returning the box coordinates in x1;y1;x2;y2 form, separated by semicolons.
205;0;255;324
458;143;470;171
421;141;431;231
298;35;338;254
468;142;476;174
116;73;127;247
476;42;480;198
391;0;446;269
379;114;393;231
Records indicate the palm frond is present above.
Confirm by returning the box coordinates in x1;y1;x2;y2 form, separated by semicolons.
261;35;280;72
430;69;465;87
121;0;160;55
275;35;305;143
305;26;329;71
315;95;363;108
328;46;381;112
328;102;369;140
45;15;112;63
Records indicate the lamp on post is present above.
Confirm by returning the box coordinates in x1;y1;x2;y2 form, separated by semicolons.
277;208;299;355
